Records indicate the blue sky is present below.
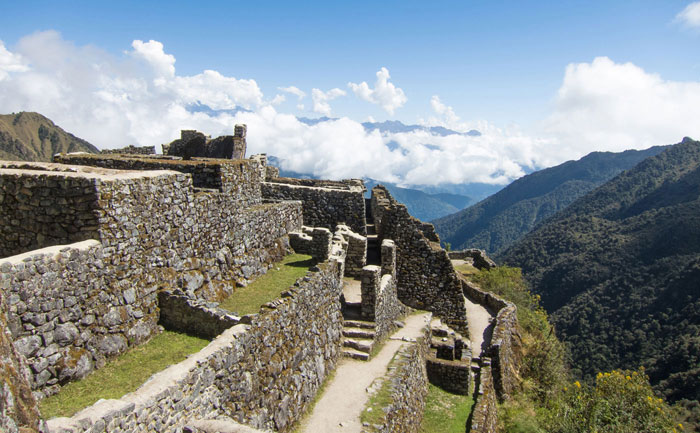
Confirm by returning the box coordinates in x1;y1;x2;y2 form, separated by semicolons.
1;1;699;185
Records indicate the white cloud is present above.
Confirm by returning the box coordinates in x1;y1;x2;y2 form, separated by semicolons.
270;94;286;105
278;85;306;100
542;56;700;161
0;41;29;81
348;67;407;115
676;2;700;28
2;33;697;189
311;88;346;116
131;40;175;77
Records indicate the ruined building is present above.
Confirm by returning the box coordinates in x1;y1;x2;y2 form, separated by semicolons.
0;128;521;433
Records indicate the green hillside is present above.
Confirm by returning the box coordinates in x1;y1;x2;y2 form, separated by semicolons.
0;112;99;162
433;146;667;255
499;138;700;413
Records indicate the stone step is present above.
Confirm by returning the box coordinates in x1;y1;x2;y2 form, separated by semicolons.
343;319;376;330
343;348;370;361
343;337;373;353
343;327;376;339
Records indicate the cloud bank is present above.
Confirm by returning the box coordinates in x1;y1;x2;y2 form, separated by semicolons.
1;33;698;188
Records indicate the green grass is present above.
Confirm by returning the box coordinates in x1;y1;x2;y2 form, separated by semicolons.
40;330;209;419
420;383;474;433
361;351;402;428
219;253;315;315
453;262;479;276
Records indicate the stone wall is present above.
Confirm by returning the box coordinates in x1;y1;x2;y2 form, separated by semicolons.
0;164;302;398
335;225;366;277
157;290;240;340
101;145;156;155
362;325;429;433
164;127;246;160
426;318;471;395
468;359;498;433
53;154;263;205
371;186;467;335
0;165;99;258
448;250;496;270
261;179;366;235
289;227;332;261
47;258;345;433
0;290;46;433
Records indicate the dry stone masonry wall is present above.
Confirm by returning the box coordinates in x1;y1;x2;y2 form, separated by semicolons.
371;186;468;335
0;164;100;258
361;322;430;433
261;177;366;235
47;258;345;433
100;145;156;155
0;161;302;399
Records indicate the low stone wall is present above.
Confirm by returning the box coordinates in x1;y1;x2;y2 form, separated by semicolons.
157;290;240;340
47;259;344;433
362;326;429;433
461;278;521;401
0;164;99;258
468;360;498;433
335;225;366;277
371;186;467;335
101;145;156;155
448;250;496;270
426;357;470;395
53;154;263;205
261;180;366;235
289;227;332;261
0;291;47;433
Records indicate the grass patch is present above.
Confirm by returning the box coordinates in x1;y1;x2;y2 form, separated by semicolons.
361;351;401;428
453;262;479;276
219;253;315;315
420;383;474;433
40;330;209;419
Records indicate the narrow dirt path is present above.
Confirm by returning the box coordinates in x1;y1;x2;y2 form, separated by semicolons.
463;296;494;357
301;312;432;433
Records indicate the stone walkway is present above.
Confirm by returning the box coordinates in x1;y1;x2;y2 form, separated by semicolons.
301;312;432;433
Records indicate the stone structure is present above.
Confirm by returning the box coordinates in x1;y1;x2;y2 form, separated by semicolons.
0;134;523;432
0;159;301;399
426;318;471;395
47;258;345;433
100;145;156;155
163;127;247;160
361;324;430;433
371;186;467;335
468;359;498;433
448;249;497;270
261;177;366;235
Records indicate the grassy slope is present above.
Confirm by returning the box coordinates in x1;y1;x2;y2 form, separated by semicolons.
40;330;209;419
499;138;700;405
219;253;314;315
0;112;99;162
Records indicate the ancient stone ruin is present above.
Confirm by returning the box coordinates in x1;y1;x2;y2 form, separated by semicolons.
0;129;521;433
162;125;247;160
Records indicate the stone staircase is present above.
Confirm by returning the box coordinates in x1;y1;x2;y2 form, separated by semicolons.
341;318;376;361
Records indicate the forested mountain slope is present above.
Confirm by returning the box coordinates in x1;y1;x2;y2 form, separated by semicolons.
433;146;667;255
0;112;98;162
499;138;700;405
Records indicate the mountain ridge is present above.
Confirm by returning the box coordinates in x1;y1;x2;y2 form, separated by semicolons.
0;112;99;162
499;137;700;405
432;145;668;255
